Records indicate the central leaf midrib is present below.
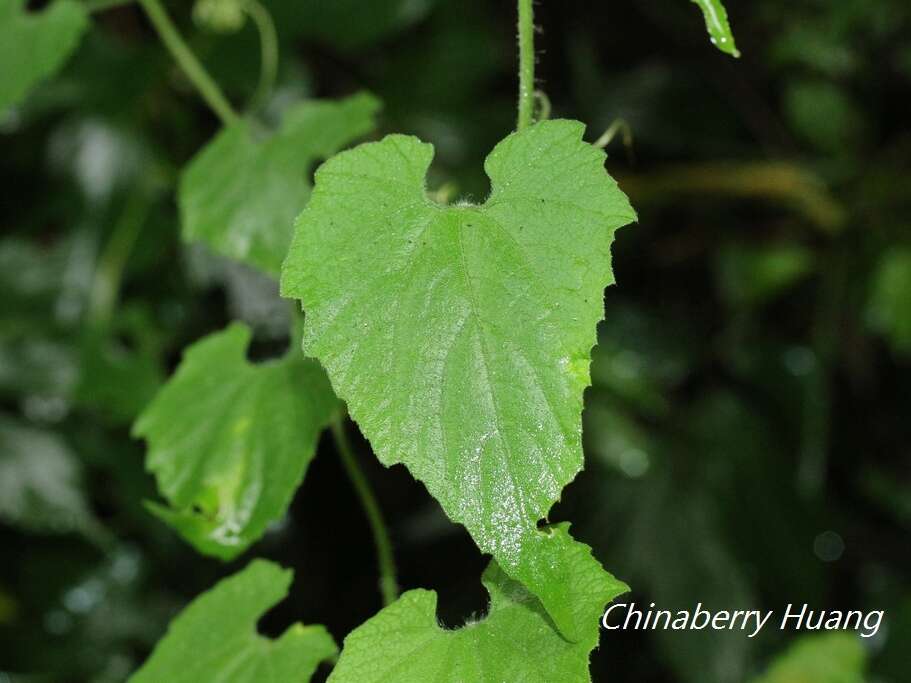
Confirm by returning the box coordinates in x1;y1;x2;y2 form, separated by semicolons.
452;207;529;549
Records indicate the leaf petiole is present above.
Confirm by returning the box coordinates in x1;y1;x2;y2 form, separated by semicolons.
243;0;278;113
138;0;239;125
533;89;551;122
330;416;399;606
593;118;633;150
594;118;635;163
516;0;535;130
88;189;152;325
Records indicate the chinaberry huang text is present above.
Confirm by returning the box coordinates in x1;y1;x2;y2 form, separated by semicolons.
602;602;884;639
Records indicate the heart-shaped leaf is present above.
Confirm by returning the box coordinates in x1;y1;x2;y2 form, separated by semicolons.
281;119;634;637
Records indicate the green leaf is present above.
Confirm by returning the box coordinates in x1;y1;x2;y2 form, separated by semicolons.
867;247;911;356
689;0;740;57
179;92;380;277
0;0;89;110
716;243;816;308
133;323;338;559
130;560;337;683
0;417;97;536
281;119;635;637
330;542;623;683
75;332;163;425
751;632;866;683
784;80;865;153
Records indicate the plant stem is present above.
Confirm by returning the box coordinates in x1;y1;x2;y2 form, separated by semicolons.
138;0;239;125
88;191;151;325
84;0;134;12
244;0;279;113
594;119;633;150
533;89;551;121
516;0;535;130
330;416;399;606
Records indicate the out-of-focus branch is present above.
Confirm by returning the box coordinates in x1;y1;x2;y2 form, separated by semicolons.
617;161;845;233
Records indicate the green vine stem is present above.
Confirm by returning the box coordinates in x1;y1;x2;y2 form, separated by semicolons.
594;118;633;150
533;89;551;121
243;0;279;113
516;0;535;130
88;190;152;325
330;416;399;606
138;0;239;125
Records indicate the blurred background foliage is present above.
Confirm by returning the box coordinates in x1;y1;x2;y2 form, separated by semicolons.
0;0;909;681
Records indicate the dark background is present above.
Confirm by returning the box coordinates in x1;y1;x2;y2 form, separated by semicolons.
1;1;910;681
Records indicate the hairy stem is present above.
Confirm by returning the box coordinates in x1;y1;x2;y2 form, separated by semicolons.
139;0;238;125
331;417;399;606
516;0;535;130
243;0;279;113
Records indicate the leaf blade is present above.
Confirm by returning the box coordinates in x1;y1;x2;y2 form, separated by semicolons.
751;632;867;683
0;0;89;110
133;322;338;559
129;560;336;683
281;120;635;637
179;92;380;276
329;538;624;683
0;417;97;537
689;0;740;58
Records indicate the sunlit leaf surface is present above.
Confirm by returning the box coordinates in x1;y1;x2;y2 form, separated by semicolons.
282;120;634;637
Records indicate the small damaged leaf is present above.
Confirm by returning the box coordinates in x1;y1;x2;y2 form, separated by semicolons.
133;323;338;559
330;538;625;683
130;560;337;682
